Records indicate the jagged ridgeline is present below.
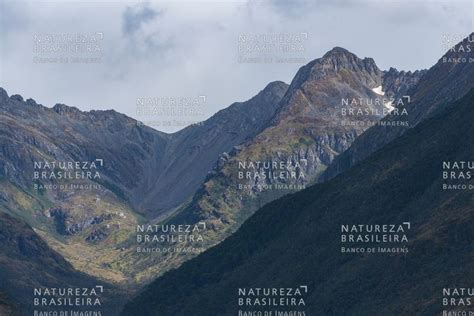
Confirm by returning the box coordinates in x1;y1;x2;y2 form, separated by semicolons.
120;34;474;316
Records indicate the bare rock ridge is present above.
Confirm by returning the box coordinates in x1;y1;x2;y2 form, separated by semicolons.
382;67;427;100
321;32;474;181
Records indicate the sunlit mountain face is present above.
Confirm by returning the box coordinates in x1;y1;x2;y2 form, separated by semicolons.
0;0;472;315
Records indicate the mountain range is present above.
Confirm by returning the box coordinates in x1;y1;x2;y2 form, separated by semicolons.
1;33;472;315
0;79;288;284
0;43;422;287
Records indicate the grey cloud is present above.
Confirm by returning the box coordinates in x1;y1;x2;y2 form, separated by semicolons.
120;3;173;57
1;0;472;133
268;0;361;17
122;3;160;36
0;1;29;34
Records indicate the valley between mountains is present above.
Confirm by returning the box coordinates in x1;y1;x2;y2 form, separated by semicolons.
0;33;472;315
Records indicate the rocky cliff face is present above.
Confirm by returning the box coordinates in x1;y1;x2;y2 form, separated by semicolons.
382;67;427;100
321;33;474;182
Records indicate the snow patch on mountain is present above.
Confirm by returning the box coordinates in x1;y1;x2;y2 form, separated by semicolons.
372;85;385;95
372;85;394;112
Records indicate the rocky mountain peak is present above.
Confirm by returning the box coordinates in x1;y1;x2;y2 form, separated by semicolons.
285;47;383;96
322;46;353;58
321;46;381;76
26;98;40;107
273;47;386;125
382;67;427;99
321;33;474;182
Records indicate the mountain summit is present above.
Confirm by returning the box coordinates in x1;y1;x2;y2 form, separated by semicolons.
322;32;474;181
322;46;380;76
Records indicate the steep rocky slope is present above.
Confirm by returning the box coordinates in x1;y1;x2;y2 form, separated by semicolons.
138;81;289;215
321;32;474;181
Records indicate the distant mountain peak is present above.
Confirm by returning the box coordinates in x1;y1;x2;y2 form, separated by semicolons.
322;33;474;182
283;46;383;101
323;46;354;58
323;47;380;74
257;81;288;96
26;98;39;107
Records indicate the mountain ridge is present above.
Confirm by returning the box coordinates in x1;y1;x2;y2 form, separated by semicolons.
0;43;428;296
321;32;474;182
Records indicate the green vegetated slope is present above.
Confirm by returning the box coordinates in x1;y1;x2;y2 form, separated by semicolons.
0;212;128;315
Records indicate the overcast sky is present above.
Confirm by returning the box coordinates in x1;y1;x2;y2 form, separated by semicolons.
0;0;472;133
